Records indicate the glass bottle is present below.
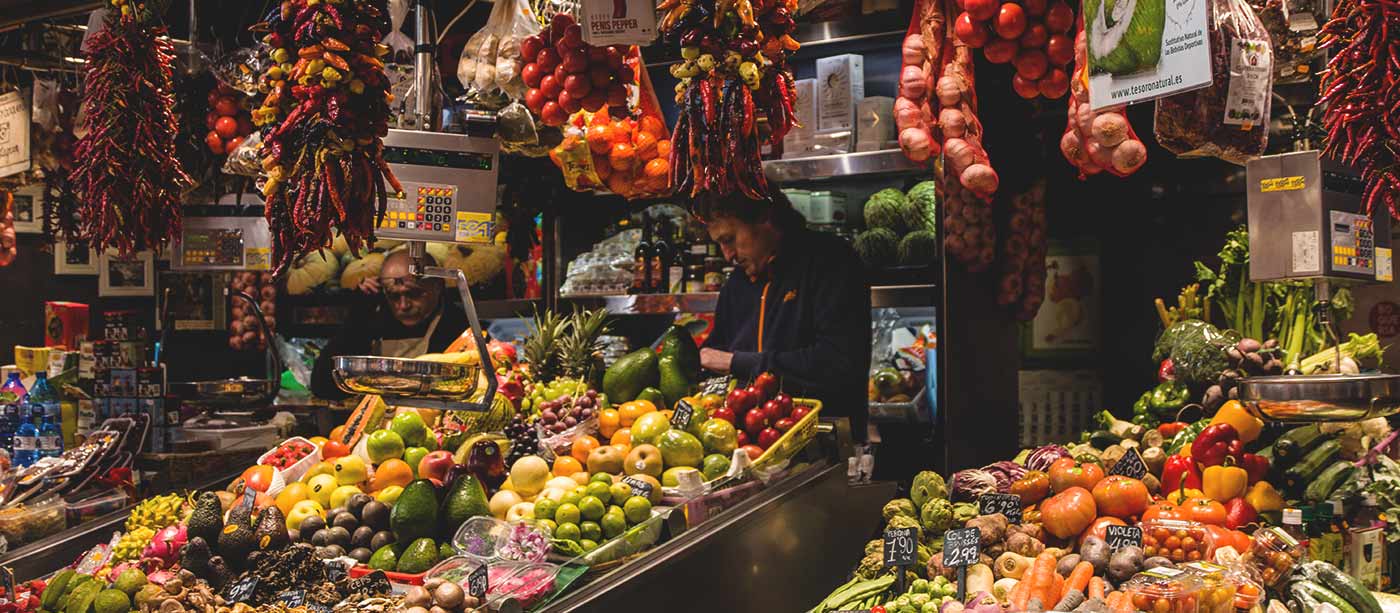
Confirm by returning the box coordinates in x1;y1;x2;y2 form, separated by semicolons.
1281;508;1308;551
630;214;652;295
650;219;672;294
1310;501;1344;567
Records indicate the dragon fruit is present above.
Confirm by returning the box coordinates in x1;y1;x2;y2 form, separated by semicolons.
142;524;186;564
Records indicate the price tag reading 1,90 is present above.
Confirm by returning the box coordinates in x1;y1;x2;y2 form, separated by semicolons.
883;527;919;567
978;493;1023;524
942;527;981;568
1105;525;1143;551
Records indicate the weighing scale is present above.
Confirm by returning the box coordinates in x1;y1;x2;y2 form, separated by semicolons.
1236;150;1400;422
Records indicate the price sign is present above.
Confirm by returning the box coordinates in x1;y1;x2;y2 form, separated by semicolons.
883;527;918;567
622;476;654;499
978;493;1023;524
274;589;307;607
468;562;489;599
942;527;981;568
323;558;350;583
306;602;335;613
1105;525;1143;551
700;376;732;396
671;399;696;430
1108;447;1148;480
224;576;258;604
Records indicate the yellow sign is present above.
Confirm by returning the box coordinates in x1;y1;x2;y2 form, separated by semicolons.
1260;176;1305;192
455;212;495;244
245;247;272;271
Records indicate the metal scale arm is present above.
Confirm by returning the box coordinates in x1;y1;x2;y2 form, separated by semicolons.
411;242;498;412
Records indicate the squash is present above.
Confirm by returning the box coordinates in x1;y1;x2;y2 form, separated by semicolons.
441;243;506;284
286;250;341;295
330;232;351;258
1039;486;1098;539
340;252;386;289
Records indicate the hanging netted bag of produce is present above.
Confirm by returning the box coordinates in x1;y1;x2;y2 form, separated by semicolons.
458;0;511;97
1153;0;1274;165
494;0;543;100
1061;14;1147;177
498;101;551;156
550;58;672;199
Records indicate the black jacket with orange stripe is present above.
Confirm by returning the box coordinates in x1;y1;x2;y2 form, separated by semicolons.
703;228;871;435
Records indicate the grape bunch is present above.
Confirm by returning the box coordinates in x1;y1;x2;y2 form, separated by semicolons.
537;390;599;434
505;412;540;465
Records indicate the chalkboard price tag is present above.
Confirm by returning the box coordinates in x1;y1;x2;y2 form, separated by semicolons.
622;476;654;499
978;493;1023;524
274;589;307;607
225;576;258;604
323;558;350;583
306;602;335;613
1105;525;1143;551
883;527;918;567
942;527;981;568
1108;447;1148;480
671;399;696;430
468;563;489;599
700;376;732;396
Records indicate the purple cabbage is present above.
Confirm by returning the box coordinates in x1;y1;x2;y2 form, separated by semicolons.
981;461;1028;492
950;468;999;501
1024;444;1071;472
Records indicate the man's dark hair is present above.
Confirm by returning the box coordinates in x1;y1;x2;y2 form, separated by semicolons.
693;189;806;231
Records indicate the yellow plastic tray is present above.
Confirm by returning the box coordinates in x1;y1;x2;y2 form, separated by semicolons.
751;398;821;471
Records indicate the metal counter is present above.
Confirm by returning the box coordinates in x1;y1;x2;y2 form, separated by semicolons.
538;464;896;613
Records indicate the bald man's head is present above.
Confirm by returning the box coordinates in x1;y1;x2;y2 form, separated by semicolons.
379;250;444;327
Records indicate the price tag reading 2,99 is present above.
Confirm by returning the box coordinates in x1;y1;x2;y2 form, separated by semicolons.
942;527;981;568
978;493;1023;524
1105;525;1143;551
883;527;919;568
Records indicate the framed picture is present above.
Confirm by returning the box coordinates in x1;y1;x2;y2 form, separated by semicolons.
160;271;223;330
99;250;155;297
9;184;42;234
1023;239;1102;359
54;241;98;275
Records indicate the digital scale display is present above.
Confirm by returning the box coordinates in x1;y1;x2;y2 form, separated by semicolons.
383;147;493;171
181;229;245;267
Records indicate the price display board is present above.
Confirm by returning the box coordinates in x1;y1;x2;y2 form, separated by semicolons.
978;493;1023;524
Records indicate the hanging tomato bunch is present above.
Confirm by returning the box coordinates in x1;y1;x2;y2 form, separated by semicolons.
954;0;1075;99
521;14;636;126
204;83;255;156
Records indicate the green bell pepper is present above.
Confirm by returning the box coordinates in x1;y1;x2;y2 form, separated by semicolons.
1148;381;1192;418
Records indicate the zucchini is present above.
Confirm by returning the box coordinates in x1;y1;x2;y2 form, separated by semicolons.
1284;439;1341;492
1305;461;1355;502
1304;561;1383;613
1291;580;1359;613
1275;425;1324;463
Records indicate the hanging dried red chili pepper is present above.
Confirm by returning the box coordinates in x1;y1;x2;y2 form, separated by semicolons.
42;170;82;245
1318;0;1400;219
252;0;401;273
71;1;191;256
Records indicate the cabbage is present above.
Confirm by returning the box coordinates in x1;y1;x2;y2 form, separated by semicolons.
1025;445;1071;472
981;461;1027;492
950;469;998;501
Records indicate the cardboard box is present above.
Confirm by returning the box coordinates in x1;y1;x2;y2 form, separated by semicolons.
856;96;896;151
782;79;819;158
44;302;89;350
816;55;864;132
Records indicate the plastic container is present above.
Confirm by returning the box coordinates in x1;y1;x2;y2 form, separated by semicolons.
1182;561;1238;613
451;516;513;560
0;495;67;547
1240;525;1306;587
257;436;321;485
1124;567;1204;613
1226;567;1263;612
65;490;131;527
1140;518;1215;563
486;561;560;610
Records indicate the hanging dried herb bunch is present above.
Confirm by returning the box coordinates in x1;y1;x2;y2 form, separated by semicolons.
252;0;402;273
71;1;191;255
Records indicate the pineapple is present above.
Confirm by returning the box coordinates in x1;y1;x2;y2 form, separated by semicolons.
558;308;610;382
522;308;568;382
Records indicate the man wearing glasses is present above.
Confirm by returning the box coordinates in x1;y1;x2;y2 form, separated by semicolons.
310;250;469;399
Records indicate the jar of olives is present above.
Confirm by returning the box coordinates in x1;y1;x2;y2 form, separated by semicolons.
1140;519;1215;563
1125;567;1204;613
1182;561;1238;613
1240;526;1307;588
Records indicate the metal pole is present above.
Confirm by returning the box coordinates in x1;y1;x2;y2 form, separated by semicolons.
413;0;435;131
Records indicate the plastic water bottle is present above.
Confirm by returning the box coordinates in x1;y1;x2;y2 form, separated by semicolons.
27;373;62;459
13;403;38;467
0;373;26;455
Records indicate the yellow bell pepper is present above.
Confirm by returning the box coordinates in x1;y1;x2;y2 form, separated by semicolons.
1209;400;1264;443
1202;462;1249;501
1245;481;1285;513
1168;487;1205;505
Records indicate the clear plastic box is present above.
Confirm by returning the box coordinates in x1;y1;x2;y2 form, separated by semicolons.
0;495;67;547
257;436;321;486
1124;567;1204;613
65;490;131;527
1140;518;1215;563
1240;525;1306;587
486;561;560;610
1181;561;1237;613
451;516;513;560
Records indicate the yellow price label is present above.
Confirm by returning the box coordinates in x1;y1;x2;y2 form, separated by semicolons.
1260;176;1306;192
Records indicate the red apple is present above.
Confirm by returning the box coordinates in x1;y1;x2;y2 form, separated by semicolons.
761;400;784;423
418;450;456;485
757;427;782;448
743;409;768;435
710;406;736;423
741;445;764;460
726;387;758;414
789;406;811;423
735;430;749;447
770;393;793;417
753;372;779;401
774;417;796;432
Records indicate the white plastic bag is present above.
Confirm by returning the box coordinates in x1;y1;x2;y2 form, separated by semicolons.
457;0;515;94
384;0;414;63
495;0;542;99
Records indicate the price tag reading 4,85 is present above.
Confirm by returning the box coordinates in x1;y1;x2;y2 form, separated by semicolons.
1105;525;1143;551
978;493;1023;524
468;563;489;599
883;527;919;568
942;527;981;567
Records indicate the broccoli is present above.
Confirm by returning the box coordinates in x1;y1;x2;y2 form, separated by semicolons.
887;514;924;541
884;498;919;522
920;498;955;534
952;502;978;524
1153;320;1238;388
911;471;949;509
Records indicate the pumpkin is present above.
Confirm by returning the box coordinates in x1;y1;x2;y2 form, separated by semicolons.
1091;475;1150;518
1079;516;1126;546
1039;486;1097;539
341;252;386;289
286;250;342;295
1048;457;1105;493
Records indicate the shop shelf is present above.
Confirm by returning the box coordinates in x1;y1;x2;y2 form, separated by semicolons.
763;149;930;183
559;292;720;315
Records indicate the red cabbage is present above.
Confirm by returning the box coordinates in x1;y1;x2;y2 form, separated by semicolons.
1025;445;1071;472
950;468;998;501
981;461;1027;492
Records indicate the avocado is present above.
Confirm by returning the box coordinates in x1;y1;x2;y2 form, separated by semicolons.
218;521;257;564
440;474;490;536
602;348;659;403
93;588;130;613
390;480;440;544
635;387;666;406
225;497;254;528
658;355;695;410
40;569;75;609
206;556;232;590
439;542;455;560
396;537;440;574
367;544;399;571
254;506;290;551
180;536;213;573
659;325;700;378
187;492;225;547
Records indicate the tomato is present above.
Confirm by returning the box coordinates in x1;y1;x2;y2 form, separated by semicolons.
1092;475;1151;518
205;131;225;154
1011;74;1041;99
1014;49;1050;80
962;0;998;22
1044;2;1074;33
214;116;240;139
1020;23;1048;48
1048;457;1106;492
954;13;990;48
1039;69;1070;98
205;110;220;130
1040;486;1098;539
1023;0;1048;15
1142;500;1182;522
1205;525;1252;553
213;96;240;117
1079;516;1127;546
984;38;1018;64
321;440;351;459
226;136;245;154
994;3;1027;40
1180;497;1228;526
242;465;275;492
1046;34;1075;66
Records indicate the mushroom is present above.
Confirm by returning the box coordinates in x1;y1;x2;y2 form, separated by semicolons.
158;598;186;613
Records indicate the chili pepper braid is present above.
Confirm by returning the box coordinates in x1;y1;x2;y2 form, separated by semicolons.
1319;0;1400;219
253;0;400;273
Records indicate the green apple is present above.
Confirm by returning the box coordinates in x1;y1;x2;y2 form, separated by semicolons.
402;447;429;476
307;474;338;507
390;411;429;447
285;499;325;532
330;485;364;509
657;430;704;468
375;485;403;505
333;454;368;486
365;430;406;463
698;419;738;456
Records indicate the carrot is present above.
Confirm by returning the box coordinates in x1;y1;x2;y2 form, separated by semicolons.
1066;561;1094;594
1010;571;1033;610
1050;573;1066;605
1028;553;1057;606
1087;576;1107;600
1105;592;1124;613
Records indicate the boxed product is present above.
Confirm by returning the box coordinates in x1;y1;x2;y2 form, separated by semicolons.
102;310;147;341
856;96;895;151
781;79;818;159
14;346;50;377
44;302;89;349
816;54;864;132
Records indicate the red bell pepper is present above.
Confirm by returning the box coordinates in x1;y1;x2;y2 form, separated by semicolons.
1158;421;1188;437
1190;423;1243;467
1158;358;1175;382
1161;455;1202;492
1224;497;1257;529
1238;453;1270;484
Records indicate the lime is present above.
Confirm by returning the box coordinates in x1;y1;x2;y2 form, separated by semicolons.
623;496;652;524
559;490;583;507
554;502;581;526
608;482;633;503
590;472;614;485
554;522;581;542
585;481;612;504
534;519;558;535
579;521;602;542
533;498;559;522
601;510;627;538
578;495;605;521
701;453;731;480
578;539;599;552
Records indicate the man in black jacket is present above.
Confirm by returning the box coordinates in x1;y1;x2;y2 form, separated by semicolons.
310;250;469;399
698;190;871;437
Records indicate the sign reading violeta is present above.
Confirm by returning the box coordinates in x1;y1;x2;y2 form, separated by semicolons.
1086;0;1212;110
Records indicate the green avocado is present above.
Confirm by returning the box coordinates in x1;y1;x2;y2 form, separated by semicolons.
368;544;399;571
602;348;658;403
390;479;440;544
658;355;695;411
396;537;441;574
187;492;225;545
217;521;257;563
440;474;490;538
635;387;666;407
658;325;700;379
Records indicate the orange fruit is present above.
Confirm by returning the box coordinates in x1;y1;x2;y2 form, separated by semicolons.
610;428;631;448
606;172;633;197
599;408;621;438
655;139;672;160
607;122;631;144
633;131;658;160
571;435;600;465
612;443;631;455
617;400;656;427
592;154;612;180
590;107;612;127
321;440;351;459
553;456;584;477
698;393;724;411
587;124;611;154
370;458;414;491
639;115;667;138
548;146;563;168
643;157;668;178
328;426;347;445
609;142;636;170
